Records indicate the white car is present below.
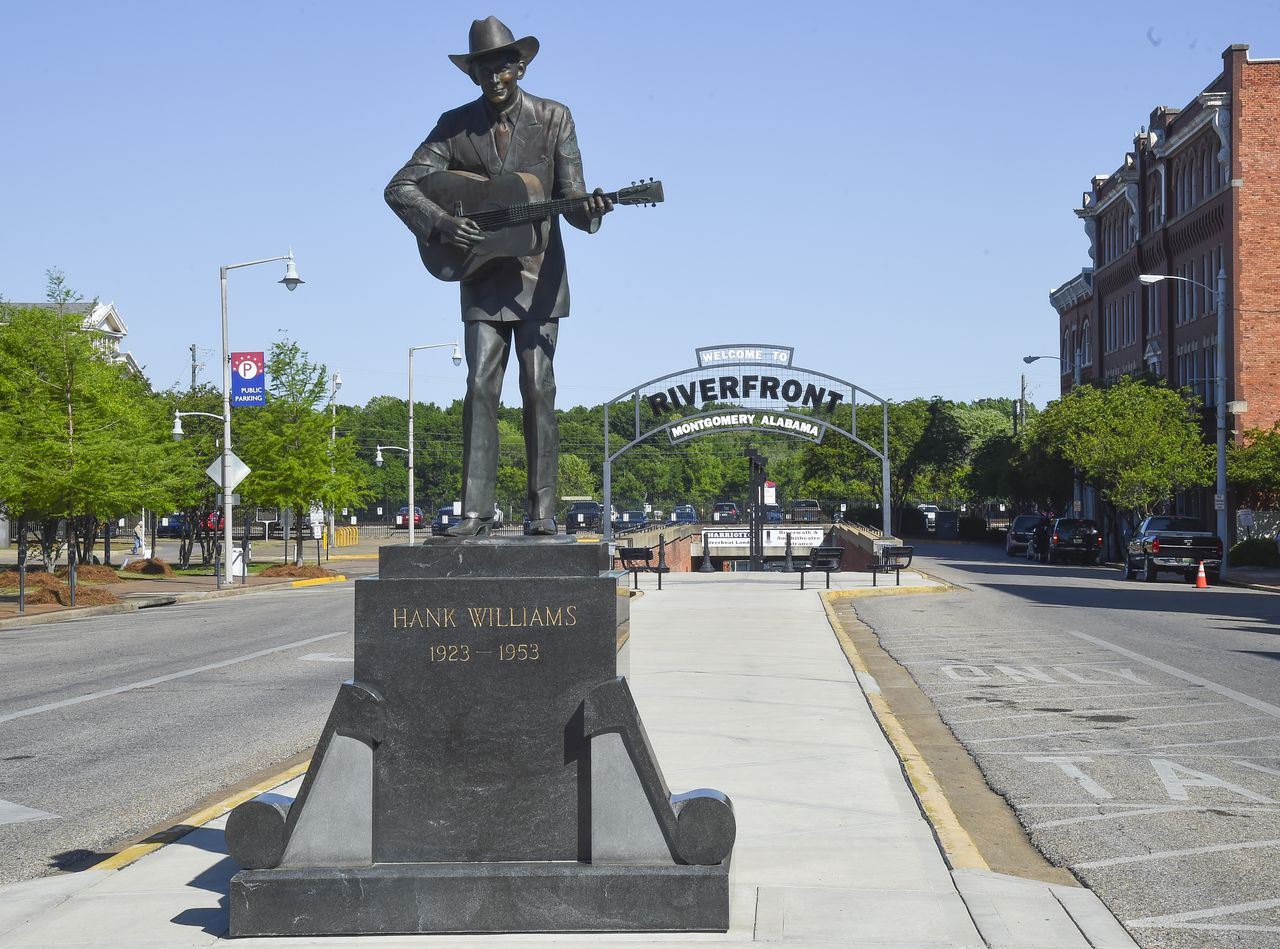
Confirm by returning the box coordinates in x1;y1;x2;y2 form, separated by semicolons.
917;504;939;530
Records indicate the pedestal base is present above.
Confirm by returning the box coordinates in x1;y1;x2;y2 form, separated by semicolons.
229;859;730;936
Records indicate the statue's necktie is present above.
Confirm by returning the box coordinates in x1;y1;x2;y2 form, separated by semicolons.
495;117;511;163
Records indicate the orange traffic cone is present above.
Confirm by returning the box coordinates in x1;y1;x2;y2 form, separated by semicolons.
1195;561;1208;588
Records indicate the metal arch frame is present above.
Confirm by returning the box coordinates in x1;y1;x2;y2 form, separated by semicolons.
601;356;891;541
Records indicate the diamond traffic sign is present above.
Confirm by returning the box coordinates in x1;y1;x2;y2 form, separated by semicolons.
206;450;250;492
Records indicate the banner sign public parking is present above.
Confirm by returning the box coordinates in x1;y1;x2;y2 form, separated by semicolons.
231;351;266;406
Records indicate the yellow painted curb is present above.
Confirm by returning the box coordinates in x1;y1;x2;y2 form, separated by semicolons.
290;575;347;587
820;592;988;871
93;760;312;871
329;553;379;560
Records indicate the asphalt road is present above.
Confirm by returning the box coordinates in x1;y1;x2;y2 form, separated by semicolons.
853;542;1280;949
0;582;357;886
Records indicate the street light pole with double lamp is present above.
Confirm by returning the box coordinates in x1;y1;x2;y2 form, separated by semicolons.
1139;268;1229;574
406;342;462;546
218;253;303;587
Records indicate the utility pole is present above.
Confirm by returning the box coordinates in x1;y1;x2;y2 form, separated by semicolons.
1016;373;1026;435
190;344;198;392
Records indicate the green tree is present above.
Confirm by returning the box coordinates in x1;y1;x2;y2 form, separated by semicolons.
1229;426;1280;509
236;339;370;563
0;273;184;563
1033;377;1212;517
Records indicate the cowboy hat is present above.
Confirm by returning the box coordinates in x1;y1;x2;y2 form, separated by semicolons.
448;16;539;74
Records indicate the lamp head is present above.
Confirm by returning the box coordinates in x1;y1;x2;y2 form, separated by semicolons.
1138;274;1164;285
451;342;462;367
171;413;184;441
279;255;304;291
375;448;384;467
333;369;342;391
1023;356;1039;364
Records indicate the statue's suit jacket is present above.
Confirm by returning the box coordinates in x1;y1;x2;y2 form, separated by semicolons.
384;91;599;323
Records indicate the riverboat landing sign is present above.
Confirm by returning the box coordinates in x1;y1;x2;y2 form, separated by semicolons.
602;343;891;539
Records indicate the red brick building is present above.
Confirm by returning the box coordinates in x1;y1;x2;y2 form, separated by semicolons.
1051;44;1280;522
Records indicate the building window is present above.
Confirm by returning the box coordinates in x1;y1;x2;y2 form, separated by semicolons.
1081;320;1092;365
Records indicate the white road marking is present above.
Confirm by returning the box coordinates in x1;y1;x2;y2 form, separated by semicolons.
1127;897;1280;927
1238;760;1280;779
0;799;58;826
0;631;348;725
1030;804;1280;829
1024;757;1113;799
967;715;1267;745
1064;629;1280;720
300;653;353;663
1076;838;1280;870
1151;758;1278;804
955;701;1229;726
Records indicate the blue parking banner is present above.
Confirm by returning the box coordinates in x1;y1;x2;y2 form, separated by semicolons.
231;351;266;406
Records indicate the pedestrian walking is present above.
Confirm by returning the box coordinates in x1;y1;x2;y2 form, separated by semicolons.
132;519;145;555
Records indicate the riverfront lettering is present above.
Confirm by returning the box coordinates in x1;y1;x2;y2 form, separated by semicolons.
390;605;577;629
669;413;821;440
647;375;844;414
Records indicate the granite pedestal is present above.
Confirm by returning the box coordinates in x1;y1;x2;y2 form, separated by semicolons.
226;538;735;936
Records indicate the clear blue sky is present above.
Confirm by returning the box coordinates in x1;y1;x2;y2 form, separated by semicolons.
1;1;1274;413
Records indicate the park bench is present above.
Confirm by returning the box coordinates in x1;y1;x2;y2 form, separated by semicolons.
868;545;914;586
798;545;844;589
617;545;670;590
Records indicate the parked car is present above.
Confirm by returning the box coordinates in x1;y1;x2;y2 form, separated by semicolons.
431;505;457;536
1005;514;1042;556
155;513;187;538
617;509;648;531
565;501;604;534
790;499;823;523
712;501;740;524
1123;515;1222;582
1038;518;1103;564
670;504;699;525
765;504;783;523
395;505;425;530
917;504;940;531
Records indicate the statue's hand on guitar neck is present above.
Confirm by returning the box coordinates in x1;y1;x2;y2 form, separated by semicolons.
437;214;485;249
577;187;613;223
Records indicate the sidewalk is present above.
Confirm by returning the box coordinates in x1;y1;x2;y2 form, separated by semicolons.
0;569;1135;947
0;538;383;627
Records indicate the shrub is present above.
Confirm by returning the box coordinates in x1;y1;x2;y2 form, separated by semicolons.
958;516;988;541
1228;537;1280;568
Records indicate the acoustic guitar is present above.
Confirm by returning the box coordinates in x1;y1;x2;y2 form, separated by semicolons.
416;171;664;282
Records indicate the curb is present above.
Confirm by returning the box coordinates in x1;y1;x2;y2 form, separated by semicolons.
819;590;988;871
0;574;351;630
92;760;312;871
290;575;347;587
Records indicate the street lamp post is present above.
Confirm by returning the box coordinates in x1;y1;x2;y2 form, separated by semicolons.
172;408;233;580
1139;269;1229;574
406;342;462;546
1024;351;1084;514
375;446;411;541
219;252;303;588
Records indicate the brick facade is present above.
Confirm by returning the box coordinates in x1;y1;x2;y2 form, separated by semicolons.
1051;44;1280;520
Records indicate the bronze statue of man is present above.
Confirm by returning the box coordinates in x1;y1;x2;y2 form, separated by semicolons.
385;16;612;537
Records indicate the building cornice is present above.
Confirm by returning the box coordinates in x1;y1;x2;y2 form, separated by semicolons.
1049;270;1094;312
1153;92;1230;164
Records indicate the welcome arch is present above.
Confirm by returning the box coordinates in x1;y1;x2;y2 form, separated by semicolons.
601;344;891;540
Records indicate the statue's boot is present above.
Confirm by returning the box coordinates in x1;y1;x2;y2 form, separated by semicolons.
526;517;557;536
444;516;493;538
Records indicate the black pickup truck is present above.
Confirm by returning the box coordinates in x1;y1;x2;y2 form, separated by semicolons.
1123;516;1222;583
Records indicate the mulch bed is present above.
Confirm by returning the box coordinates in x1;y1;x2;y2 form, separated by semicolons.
54;564;123;583
0;568;119;606
126;557;175;576
259;565;338;579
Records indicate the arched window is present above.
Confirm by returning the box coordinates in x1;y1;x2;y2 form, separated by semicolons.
1081;319;1092;365
1062;329;1071;366
1202;142;1212;197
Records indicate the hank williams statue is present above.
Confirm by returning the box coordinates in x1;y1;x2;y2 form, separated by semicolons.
384;16;612;537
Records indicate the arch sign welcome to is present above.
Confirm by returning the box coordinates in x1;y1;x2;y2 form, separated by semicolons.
602;344;891;540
